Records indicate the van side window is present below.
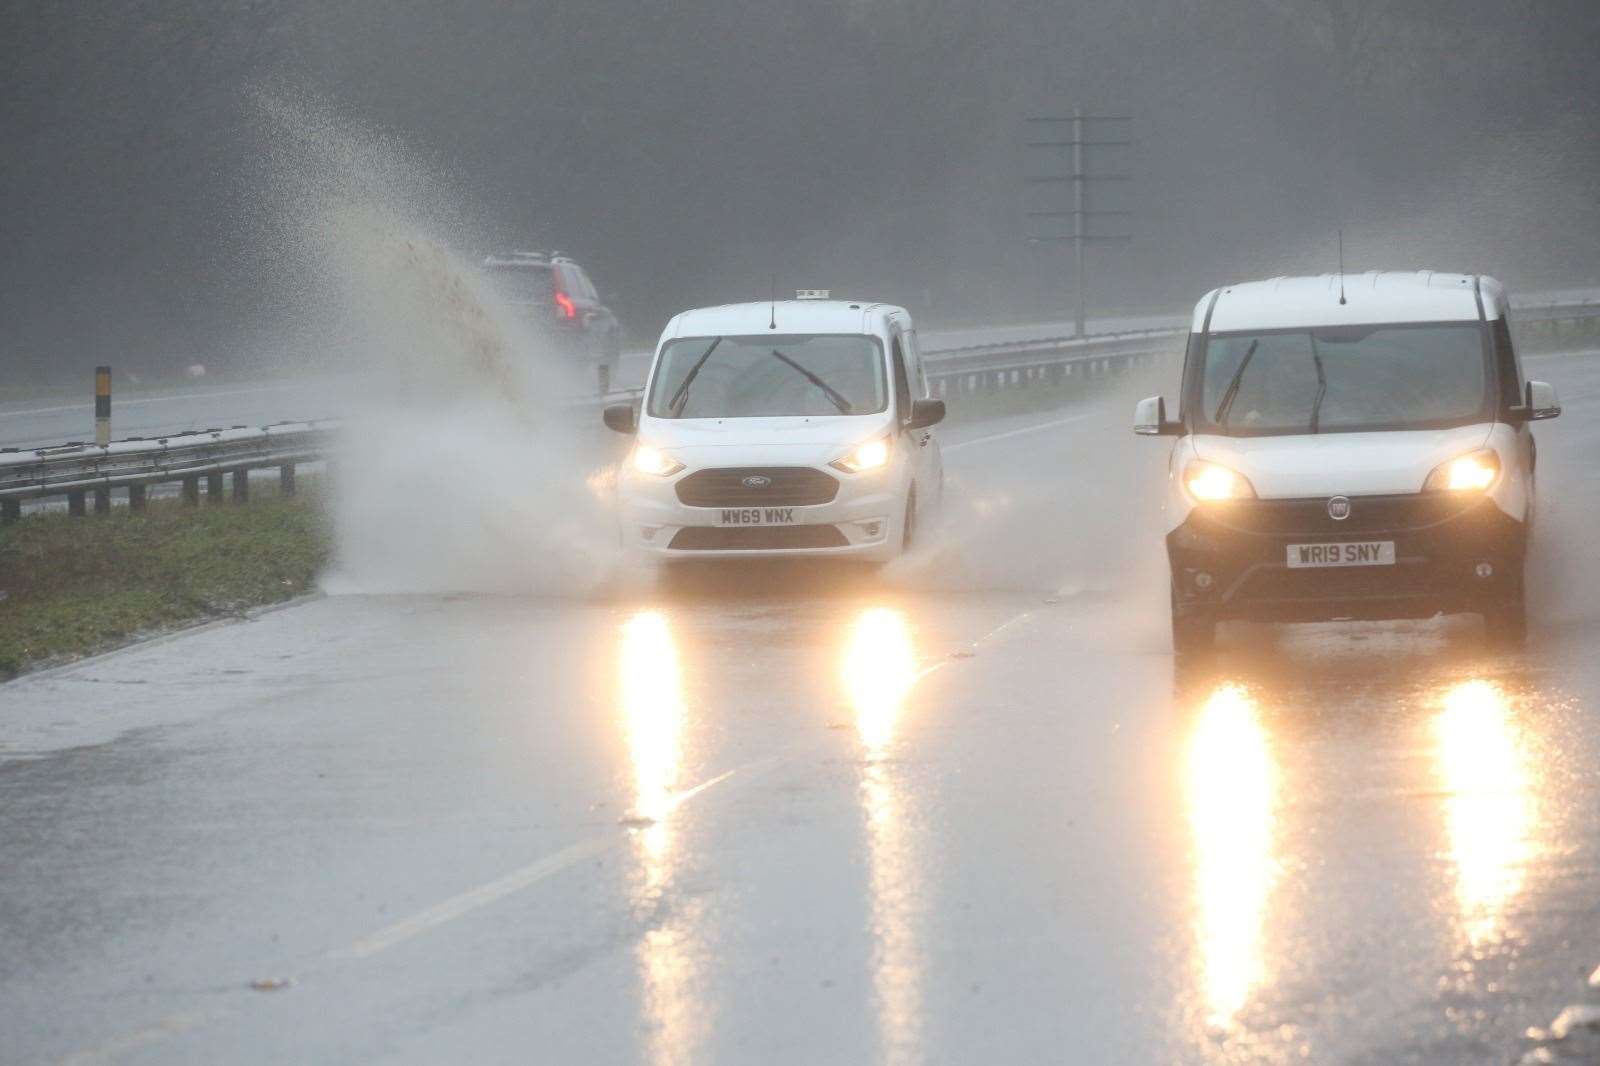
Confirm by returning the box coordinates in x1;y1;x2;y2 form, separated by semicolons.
890;335;913;418
1492;316;1523;410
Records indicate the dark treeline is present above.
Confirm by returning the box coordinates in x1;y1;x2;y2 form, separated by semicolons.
2;0;1598;382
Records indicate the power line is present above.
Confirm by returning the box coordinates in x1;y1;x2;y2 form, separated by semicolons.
1023;108;1133;337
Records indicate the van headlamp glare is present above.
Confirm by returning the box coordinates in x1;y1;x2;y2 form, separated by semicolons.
830;436;891;473
631;444;684;477
1423;449;1499;493
1183;459;1256;502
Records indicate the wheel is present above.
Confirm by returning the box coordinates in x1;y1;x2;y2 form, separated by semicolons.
1483;591;1527;647
901;487;917;553
1171;581;1215;657
1482;557;1528;647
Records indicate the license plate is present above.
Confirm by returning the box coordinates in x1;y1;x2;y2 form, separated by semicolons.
1285;541;1396;568
717;507;799;526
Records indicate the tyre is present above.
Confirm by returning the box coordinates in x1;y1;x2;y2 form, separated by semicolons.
901;487;917;553
1482;557;1528;647
1482;591;1527;647
1171;581;1216;657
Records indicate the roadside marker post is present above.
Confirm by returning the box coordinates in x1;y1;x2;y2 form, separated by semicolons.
94;366;111;446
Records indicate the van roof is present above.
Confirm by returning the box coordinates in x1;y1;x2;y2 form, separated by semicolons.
1196;271;1507;333
661;300;905;341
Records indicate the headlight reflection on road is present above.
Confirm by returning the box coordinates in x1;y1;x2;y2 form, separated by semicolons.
1185;682;1280;1030
618;610;703;1065
1434;679;1535;951
845;607;918;755
621;610;687;855
843;607;922;1065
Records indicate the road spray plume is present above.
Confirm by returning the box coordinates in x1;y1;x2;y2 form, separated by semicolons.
254;92;615;594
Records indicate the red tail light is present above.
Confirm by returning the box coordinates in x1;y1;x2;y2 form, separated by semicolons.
554;291;577;319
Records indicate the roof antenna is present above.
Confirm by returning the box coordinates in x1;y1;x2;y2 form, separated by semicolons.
769;273;778;330
1337;229;1347;305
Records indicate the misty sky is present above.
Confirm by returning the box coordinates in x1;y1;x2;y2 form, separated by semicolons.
2;0;1597;383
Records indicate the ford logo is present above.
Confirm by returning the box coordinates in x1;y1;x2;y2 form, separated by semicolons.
742;475;772;488
1327;496;1351;521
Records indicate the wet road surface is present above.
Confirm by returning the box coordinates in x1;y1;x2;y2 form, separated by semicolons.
4;352;1600;1064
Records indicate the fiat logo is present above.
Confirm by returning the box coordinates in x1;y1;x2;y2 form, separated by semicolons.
742;475;772;488
1327;496;1352;521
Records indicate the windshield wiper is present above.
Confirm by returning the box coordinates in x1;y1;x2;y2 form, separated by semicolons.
666;337;723;416
1308;334;1327;434
1213;339;1260;426
766;348;853;414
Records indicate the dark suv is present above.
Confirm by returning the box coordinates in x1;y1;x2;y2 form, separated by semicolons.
484;251;623;392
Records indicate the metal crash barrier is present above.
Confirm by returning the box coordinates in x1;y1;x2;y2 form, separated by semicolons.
0;421;338;521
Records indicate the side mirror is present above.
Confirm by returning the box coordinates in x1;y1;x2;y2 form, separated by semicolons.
907;399;946;429
602;403;637;434
1526;380;1561;421
1134;395;1182;436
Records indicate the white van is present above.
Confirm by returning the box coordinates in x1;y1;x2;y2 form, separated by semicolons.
604;298;944;561
1134;271;1560;652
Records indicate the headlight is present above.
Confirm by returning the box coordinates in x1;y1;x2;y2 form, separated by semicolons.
1423;449;1500;493
1183;459;1256;502
830;436;890;473
631;444;684;477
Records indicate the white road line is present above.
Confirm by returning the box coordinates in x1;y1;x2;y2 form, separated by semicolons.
58;1010;222;1066
4;381;315;419
943;411;1100;453
328;761;764;962
330;835;616;960
1523;347;1600;362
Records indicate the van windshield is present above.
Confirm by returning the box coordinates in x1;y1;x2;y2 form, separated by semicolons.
647;334;887;418
1194;323;1491;436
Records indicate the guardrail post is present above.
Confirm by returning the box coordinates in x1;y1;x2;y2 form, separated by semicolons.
206;473;224;504
68;490;86;517
94;488;110;514
2;500;19;523
182;477;199;506
130;485;147;512
279;464;296;497
232;469;249;502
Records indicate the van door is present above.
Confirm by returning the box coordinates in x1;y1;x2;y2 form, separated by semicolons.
1492;314;1535;476
891;326;940;509
904;326;943;512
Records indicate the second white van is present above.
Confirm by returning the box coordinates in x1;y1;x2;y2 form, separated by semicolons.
1135;271;1560;653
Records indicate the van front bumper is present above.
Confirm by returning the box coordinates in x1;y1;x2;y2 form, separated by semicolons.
1167;494;1526;623
619;465;904;562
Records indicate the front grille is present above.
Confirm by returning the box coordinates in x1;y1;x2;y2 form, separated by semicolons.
675;467;838;508
668;525;849;550
1202;494;1475;537
1235;561;1442;601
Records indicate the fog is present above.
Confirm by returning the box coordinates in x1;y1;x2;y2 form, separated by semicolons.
3;1;1598;385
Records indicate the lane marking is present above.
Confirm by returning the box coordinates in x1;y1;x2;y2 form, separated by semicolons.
58;1010;222;1066
4;381;317;420
330;836;616;961
943;411;1099;454
328;761;765;963
1523;347;1600;363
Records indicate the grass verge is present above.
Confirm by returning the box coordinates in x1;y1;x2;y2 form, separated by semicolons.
0;483;331;680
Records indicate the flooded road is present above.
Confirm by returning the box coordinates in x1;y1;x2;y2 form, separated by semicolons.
4;352;1600;1064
